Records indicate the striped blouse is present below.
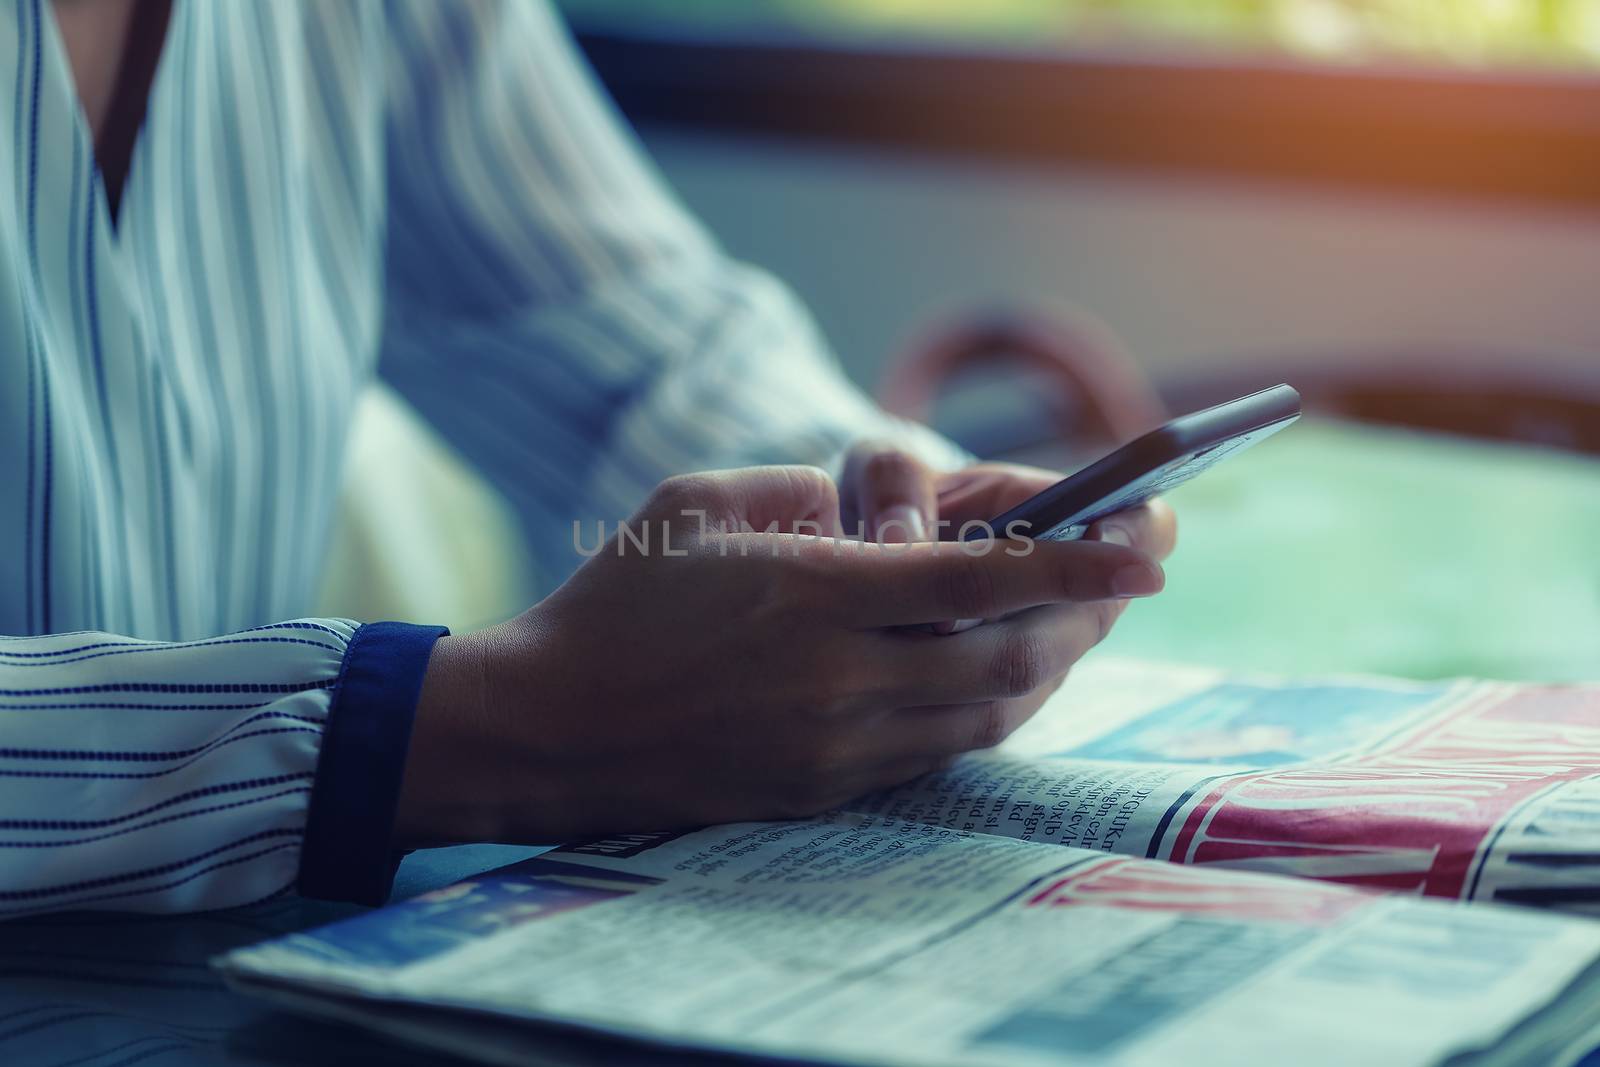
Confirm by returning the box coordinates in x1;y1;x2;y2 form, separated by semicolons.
0;0;961;917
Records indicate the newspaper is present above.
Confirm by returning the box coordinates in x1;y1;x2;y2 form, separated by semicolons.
854;658;1600;913
220;811;1600;1067
218;659;1600;1065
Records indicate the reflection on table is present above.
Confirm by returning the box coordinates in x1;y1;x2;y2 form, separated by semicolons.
0;846;543;1067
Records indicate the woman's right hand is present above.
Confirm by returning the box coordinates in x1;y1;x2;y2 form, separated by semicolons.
393;465;1166;847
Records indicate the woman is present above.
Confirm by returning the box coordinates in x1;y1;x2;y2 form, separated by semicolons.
0;0;1173;916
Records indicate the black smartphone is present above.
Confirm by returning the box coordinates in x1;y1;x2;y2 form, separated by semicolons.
971;384;1301;543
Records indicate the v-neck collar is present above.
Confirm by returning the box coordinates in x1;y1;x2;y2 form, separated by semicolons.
93;0;172;224
36;0;176;235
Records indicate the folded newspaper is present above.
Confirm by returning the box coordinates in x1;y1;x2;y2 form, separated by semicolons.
218;658;1600;1066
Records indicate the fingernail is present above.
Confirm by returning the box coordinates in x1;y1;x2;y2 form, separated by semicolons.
1097;524;1133;548
1111;562;1163;598
876;505;926;545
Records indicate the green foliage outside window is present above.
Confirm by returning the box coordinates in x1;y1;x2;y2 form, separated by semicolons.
559;0;1600;70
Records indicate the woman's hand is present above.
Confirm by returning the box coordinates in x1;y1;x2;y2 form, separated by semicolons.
838;441;1178;637
838;441;1177;556
394;464;1168;847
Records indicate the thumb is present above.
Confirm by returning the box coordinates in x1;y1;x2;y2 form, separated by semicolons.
841;443;938;544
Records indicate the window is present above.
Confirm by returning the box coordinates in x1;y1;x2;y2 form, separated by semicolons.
559;0;1600;72
560;0;1600;208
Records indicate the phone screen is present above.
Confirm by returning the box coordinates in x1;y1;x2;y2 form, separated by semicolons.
1036;422;1288;541
985;406;1299;547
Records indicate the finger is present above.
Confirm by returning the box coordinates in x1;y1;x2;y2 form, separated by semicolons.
883;688;1058;761
926;464;1061;632
647;466;843;538
822;537;1162;627
842;443;938;544
874;601;1122;705
1089;498;1177;562
933;462;1061;527
928;617;981;636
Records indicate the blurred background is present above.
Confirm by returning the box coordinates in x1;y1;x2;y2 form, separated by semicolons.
322;0;1600;684
561;0;1600;67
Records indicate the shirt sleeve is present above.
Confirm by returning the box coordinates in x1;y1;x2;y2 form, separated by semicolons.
0;619;445;918
377;0;970;580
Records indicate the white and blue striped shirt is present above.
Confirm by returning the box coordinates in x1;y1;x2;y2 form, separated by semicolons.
0;0;961;916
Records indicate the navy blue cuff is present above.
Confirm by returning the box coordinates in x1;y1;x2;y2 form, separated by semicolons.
298;621;449;906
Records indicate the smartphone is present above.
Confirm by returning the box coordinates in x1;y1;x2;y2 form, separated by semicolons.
971;384;1301;544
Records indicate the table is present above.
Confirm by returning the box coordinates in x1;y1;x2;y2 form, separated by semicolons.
1098;420;1600;682
0;846;547;1066
6;423;1597;1066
